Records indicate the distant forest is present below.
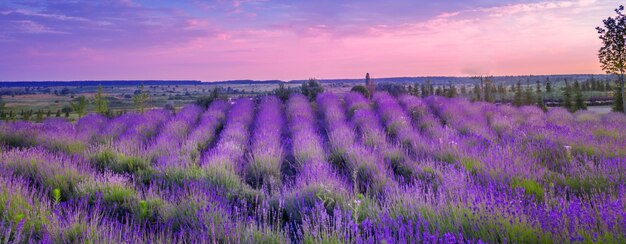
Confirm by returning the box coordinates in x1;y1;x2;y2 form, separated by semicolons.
0;74;616;87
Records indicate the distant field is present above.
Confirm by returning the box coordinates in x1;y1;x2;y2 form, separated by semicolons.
587;105;613;114
0;77;617;121
0;82;351;120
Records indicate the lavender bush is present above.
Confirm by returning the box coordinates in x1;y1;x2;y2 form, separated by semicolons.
1;93;625;243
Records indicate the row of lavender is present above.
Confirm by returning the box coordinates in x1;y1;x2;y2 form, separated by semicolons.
1;92;625;243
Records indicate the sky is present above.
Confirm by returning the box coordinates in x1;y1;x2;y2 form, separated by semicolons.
0;0;619;81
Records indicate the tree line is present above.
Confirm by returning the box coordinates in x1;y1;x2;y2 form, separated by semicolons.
0;84;153;121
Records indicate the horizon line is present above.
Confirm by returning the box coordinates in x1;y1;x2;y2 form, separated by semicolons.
0;73;615;83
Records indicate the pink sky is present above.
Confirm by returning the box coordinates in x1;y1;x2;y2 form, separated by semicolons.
0;0;616;81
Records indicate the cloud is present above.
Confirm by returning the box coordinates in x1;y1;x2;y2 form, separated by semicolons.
1;0;225;50
481;1;575;16
2;9;91;22
434;0;601;20
12;20;67;34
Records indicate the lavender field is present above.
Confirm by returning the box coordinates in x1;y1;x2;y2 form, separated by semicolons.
1;92;625;243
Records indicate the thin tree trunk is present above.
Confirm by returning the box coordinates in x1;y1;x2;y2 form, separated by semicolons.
622;72;625;113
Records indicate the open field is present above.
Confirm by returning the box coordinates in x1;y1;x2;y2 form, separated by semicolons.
1;92;625;243
0;75;618;121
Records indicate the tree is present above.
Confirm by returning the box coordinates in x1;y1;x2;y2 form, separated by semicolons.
421;80;433;97
598;80;605;91
446;83;458;98
562;82;574;112
536;94;547;111
613;81;624;112
523;80;534;106
301;78;324;101
513;81;523;106
472;84;482;101
408;83;420;97
94;86;108;115
196;88;221;109
545;78;552;93
133;84;150;113
484;77;494;102
61;105;72;114
597;5;626;112
272;83;293;101
23;110;31;121
605;80;610;91
420;82;428;97
70;96;87;118
435;86;443;96
60;88;71;95
0;95;4;113
36;110;44;122
535;80;546;110
574;85;587;111
535;80;542;93
351;85;370;98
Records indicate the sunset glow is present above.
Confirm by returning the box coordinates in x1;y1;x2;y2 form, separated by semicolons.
0;0;616;81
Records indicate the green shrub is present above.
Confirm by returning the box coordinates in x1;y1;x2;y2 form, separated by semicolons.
53;188;61;204
350;85;370;99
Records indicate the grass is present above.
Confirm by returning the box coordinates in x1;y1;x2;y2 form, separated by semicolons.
460;157;483;175
511;178;544;201
0;180;49;240
2;155;86;201
416;166;442;192
385;149;413;182
434;151;457;165
545;173;613;196
91;148;151;174
416;205;553;243
592;128;620;140
76;176;139;216
280;184;346;225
